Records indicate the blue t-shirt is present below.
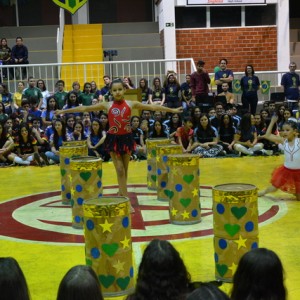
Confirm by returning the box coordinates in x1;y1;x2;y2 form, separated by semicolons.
240;75;260;97
281;72;300;100
215;69;234;94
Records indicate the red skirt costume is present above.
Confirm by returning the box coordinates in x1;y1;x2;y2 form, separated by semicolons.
271;138;300;195
105;100;136;155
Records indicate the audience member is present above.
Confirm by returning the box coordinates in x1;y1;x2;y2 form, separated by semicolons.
126;239;191;300
57;265;103;300
217;82;235;105
150;77;165;105
13;81;25;108
78;82;94;106
191;113;223;157
231;248;286;300
281;62;300;109
37;79;51;109
215;58;234;94
0;257;31;300
23;77;43;109
174;115;193;153
187;283;229;300
240;65;260;115
10;37;29;79
123;76;135;89
180;74;194;112
98;75;111;101
54;80;68;109
0;38;11;79
0;83;14;114
164;72;181;108
190;60;211;111
138;78;152;104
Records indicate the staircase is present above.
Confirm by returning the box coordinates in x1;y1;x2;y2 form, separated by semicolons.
61;24;104;90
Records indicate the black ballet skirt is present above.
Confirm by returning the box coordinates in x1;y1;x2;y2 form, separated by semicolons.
104;132;136;155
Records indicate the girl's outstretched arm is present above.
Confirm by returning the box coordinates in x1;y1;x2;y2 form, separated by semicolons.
263;115;284;144
132;101;183;114
55;102;108;116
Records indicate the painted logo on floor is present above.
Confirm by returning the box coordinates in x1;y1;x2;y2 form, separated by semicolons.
0;184;286;245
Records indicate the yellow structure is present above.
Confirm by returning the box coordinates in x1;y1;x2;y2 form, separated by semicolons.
61;24;104;90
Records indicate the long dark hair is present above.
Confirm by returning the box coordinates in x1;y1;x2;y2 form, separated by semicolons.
231;248;286;300
90;118;103;137
219;113;235;135
65;91;79;107
57;265;103;300
196;113;215;138
53;119;67;149
128;239;191;300
0;257;30;300
187;283;230;300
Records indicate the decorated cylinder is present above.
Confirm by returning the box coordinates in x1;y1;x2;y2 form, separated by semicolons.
146;138;170;190
63;140;88;147
212;183;259;282
70;156;103;229
83;197;134;297
60;145;88;204
156;144;182;201
167;154;201;224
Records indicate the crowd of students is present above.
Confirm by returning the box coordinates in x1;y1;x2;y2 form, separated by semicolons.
0;242;286;300
1;72;300;167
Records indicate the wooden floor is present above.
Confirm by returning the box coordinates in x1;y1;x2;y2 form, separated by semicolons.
0;155;299;300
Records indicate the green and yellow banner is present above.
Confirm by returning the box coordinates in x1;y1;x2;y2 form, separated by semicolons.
52;0;87;14
232;79;242;94
260;80;271;95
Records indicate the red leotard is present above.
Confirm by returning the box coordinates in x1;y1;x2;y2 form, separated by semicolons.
107;100;132;135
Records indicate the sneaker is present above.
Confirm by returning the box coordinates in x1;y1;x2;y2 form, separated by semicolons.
33;153;43;167
262;149;273;156
40;152;50;166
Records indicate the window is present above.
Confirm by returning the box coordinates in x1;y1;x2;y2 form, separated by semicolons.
245;5;276;26
175;7;206;28
210;6;241;27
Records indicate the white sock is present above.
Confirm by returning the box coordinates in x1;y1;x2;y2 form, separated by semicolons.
14;157;30;165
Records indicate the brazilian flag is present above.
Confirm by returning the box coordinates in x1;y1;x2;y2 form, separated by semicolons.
232;79;242;94
261;80;271;95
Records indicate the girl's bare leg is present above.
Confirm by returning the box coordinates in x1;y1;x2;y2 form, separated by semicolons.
258;185;277;196
110;152;134;212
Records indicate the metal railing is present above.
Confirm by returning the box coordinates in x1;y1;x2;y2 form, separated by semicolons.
0;58;196;92
0;59;293;103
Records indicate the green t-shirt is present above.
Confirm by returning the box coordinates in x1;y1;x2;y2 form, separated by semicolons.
79;93;94;106
54;91;68;109
23;87;43;101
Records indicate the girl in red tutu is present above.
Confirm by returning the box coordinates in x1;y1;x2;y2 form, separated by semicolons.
259;115;300;200
56;79;183;212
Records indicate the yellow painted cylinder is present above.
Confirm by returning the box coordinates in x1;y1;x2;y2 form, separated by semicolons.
156;144;182;201
59;145;88;204
83;197;134;297
167;154;201;225
146;138;170;190
70;156;103;229
212;183;259;282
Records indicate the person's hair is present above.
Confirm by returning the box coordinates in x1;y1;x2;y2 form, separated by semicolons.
131;115;141;125
123;76;134;87
72;81;80;89
99;112;109;131
73;120;85;136
139;78;148;91
0;257;30;300
53;119;67;149
231;248;286;300
245;65;255;76
163;73;180;89
129;239;190;300
57;265;103;300
219;58;228;64
83;82;92;93
103;75;110;80
187;283;230;300
66;91;79;107
16;36;23;41
196;113;215;138
0;83;9;94
18;123;34;143
56;80;65;87
239;113;252;132
110;78;125;89
183;116;192;124
169;113;182;130
1;38;8;47
151;120;168;138
91;118;103;137
219;113;235;133
37;79;46;91
283;119;299;131
214;102;224;109
152;77;162;90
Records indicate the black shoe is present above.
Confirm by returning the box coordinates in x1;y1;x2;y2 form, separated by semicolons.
33;153;43;167
40;152;50;166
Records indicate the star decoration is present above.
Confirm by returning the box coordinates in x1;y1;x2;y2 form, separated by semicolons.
120;235;131;249
228;262;238;275
87;185;95;194
181;210;190;219
250;205;257;216
113;260;125;273
234;235;247;250
192;188;199;197
70;187;75;196
147;153;152;159
68;174;73;182
147;180;153;187
156;156;160;162
99;219;113;233
172;168;178;175
171;207;178;216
